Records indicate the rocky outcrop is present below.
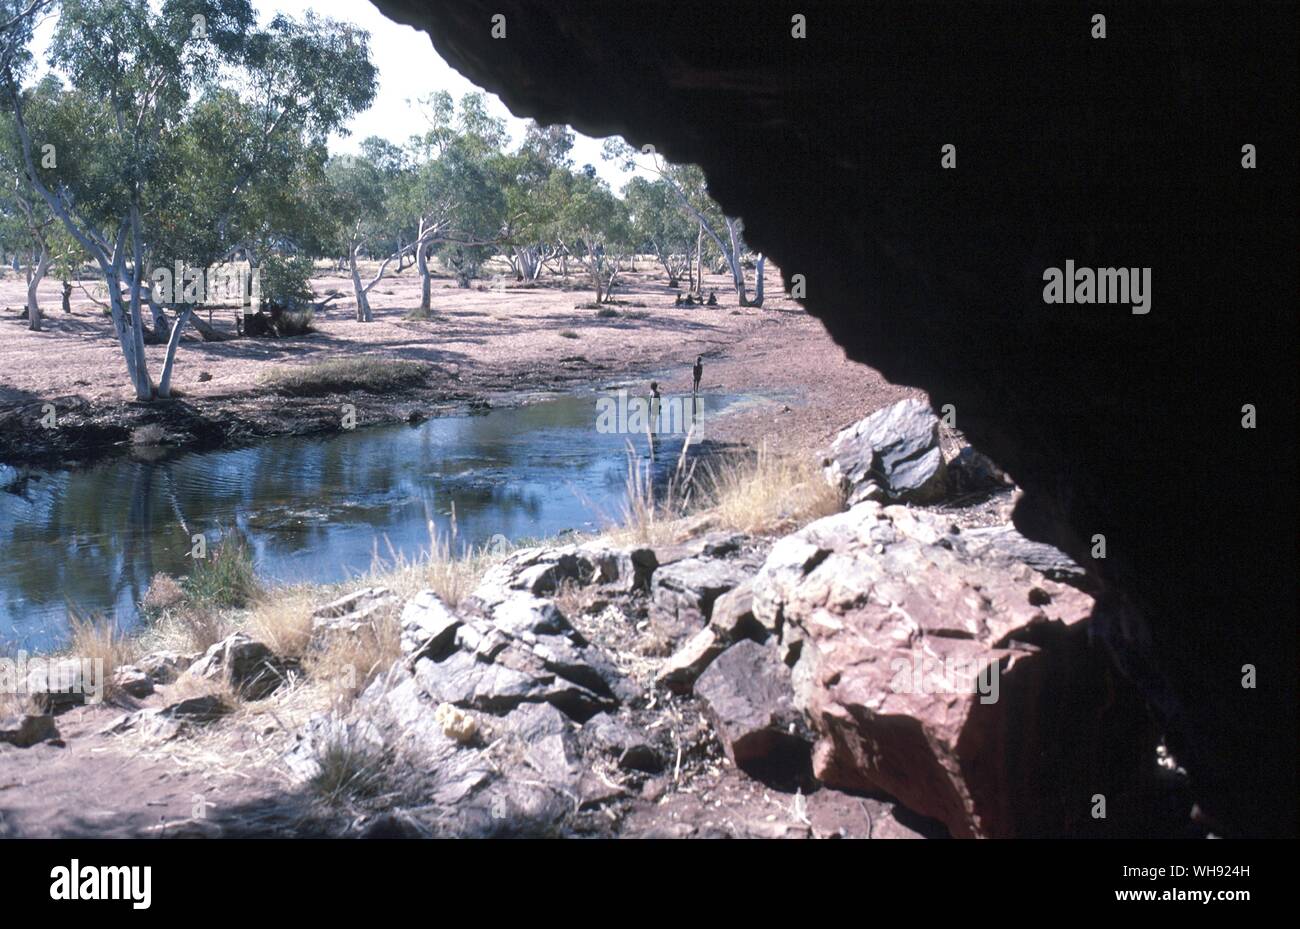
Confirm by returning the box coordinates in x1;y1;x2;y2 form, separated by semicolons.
282;531;924;836
370;0;1298;837
823;399;948;505
751;502;1152;837
950;523;1090;588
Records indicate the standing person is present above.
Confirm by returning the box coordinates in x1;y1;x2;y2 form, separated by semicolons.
692;356;703;396
649;381;662;432
647;381;662;459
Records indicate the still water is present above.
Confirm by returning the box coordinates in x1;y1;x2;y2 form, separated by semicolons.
0;391;760;650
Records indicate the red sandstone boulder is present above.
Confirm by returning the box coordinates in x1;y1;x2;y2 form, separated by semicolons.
751;502;1153;838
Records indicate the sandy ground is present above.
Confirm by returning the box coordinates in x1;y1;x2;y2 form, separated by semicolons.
0;260;917;466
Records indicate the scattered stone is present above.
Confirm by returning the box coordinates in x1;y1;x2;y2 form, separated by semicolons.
656;626;727;694
823;398;948;505
651;556;755;639
709;579;766;642
135;651;192;685
577;541;657;592
490;595;570;637
584;713;666;773
26;658;93;714
184;633;285;700
161;694;230;721
101;694;230;741
111;665;154;698
0;714;59;748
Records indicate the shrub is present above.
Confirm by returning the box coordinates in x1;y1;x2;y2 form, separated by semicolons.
258;254;316;310
185;532;260;609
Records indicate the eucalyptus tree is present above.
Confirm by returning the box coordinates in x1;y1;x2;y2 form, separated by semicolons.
624;175;695;287
1;0;376;398
556;169;632;304
497;120;572;283
406;91;509;288
384;150;459;315
327;151;396;322
603;138;765;306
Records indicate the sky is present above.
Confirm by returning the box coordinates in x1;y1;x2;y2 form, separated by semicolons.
30;0;648;190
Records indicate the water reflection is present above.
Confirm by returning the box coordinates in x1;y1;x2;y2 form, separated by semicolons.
0;391;756;650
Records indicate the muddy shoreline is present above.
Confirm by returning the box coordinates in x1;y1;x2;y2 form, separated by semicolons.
0;357;661;472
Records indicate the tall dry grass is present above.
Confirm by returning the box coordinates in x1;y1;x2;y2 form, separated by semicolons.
699;442;844;534
614;437;698;545
613;436;843;542
356;509;502;607
65;611;137;700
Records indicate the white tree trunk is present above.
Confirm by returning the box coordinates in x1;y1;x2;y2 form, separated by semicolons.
26;246;50;332
418;242;432;311
723;217;749;305
350;246;372;322
157;306;193;399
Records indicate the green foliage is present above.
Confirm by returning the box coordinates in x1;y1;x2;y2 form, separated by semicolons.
4;0;378;332
259;253;315;308
184;532;260;609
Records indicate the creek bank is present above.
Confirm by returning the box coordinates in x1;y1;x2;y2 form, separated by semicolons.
1;400;1194;837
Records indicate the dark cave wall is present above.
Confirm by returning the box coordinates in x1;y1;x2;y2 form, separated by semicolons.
371;1;1298;836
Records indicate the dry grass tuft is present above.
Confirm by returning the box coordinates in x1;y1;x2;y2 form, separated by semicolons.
137;605;230;656
142;573;186;615
304;612;401;707
700;442;844;535
606;437;843;544
247;586;317;659
65;612;137;700
308;720;388;804
356;516;501;608
613;438;697;545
